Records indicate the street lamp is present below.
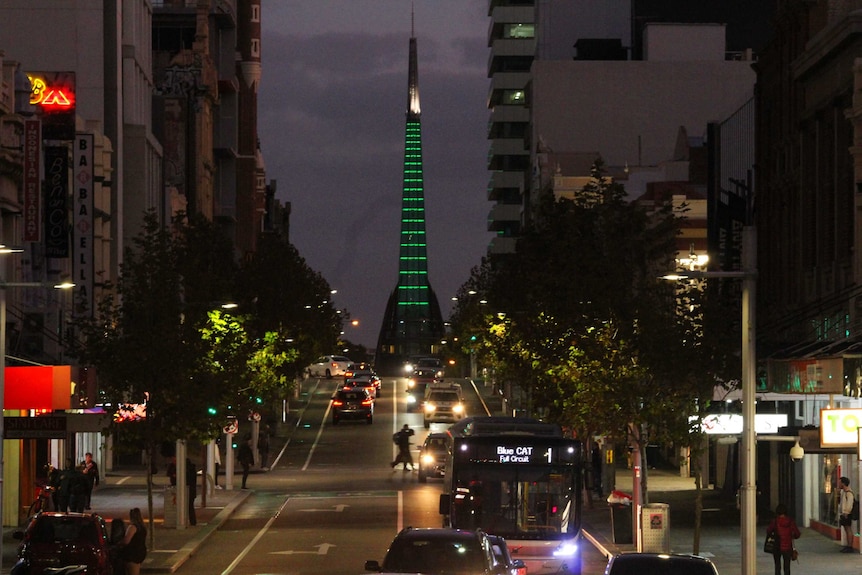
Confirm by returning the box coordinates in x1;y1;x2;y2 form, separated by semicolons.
662;225;757;575
0;272;74;570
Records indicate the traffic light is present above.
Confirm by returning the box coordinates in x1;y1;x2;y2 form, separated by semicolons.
207;406;217;416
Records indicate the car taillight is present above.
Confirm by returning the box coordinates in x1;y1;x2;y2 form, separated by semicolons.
362;399;373;406
332;400;343;406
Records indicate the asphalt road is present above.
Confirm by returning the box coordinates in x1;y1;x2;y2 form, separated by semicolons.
179;376;609;575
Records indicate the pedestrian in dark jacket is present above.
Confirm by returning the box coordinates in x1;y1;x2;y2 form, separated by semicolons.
766;503;800;575
81;452;99;510
390;424;415;471
238;437;254;489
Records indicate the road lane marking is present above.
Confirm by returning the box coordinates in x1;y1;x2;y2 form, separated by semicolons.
271;543;336;555
220;495;292;575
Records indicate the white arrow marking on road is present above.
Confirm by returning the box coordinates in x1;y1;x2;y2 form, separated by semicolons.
272;543;336;555
299;504;348;512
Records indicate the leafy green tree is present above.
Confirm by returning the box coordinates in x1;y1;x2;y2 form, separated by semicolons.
235;232;342;382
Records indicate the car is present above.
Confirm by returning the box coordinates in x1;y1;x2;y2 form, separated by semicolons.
403;356;443;375
418;432;449;483
343;376;379;399
488;535;527;575
13;512;113;575
423;383;466;428
365;527;502;575
330;388;374;425
307;355;354;378
344;368;382;397
604;552;720;575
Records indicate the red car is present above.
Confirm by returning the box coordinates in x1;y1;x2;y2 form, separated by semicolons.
13;512;113;575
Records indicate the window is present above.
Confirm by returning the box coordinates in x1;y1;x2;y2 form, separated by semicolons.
504;23;534;39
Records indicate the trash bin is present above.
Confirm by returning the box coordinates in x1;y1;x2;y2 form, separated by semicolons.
640;503;670;552
609;503;633;544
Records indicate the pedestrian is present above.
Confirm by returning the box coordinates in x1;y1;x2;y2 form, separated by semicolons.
238;436;254;489
591;444;602;496
838;476;855;552
81;452;99;510
390;424;415;471
69;463;88;513
766;503;800;575
258;425;271;470
166;455;177;486
120;507;147;575
214;437;222;489
186;458;197;526
55;459;76;512
108;517;126;575
46;463;61;511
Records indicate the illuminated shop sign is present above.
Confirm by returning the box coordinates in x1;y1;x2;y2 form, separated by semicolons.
821;408;862;447
27;71;76;140
691;413;789;435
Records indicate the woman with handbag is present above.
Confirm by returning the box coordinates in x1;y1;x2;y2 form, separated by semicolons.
766;503;801;575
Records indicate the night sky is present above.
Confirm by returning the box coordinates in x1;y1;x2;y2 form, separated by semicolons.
258;1;493;349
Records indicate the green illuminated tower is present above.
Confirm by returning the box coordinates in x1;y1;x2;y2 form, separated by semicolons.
376;29;444;374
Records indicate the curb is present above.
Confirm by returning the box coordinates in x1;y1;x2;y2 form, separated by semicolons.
143;489;252;573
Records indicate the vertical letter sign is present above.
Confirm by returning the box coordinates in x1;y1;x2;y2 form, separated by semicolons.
73;134;94;316
44;147;69;258
23;119;41;242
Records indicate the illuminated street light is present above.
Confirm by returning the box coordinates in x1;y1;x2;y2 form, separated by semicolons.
663;226;757;575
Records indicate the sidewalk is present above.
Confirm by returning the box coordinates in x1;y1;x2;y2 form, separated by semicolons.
582;467;860;575
2;468;253;573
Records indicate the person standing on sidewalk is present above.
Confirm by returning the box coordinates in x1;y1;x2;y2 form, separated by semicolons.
120;507;147;575
238;435;254;489
766;503;800;575
258;425;271;470
838;476;855;552
81;452;99;510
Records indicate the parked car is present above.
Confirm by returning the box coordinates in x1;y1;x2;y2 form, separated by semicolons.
418;432;449;483
366;527;502;575
604;552;720;575
13;512;113;575
488;535;527;575
307;355;353;378
330;388;374;425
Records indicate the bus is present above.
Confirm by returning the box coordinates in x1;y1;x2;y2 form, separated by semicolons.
439;417;585;575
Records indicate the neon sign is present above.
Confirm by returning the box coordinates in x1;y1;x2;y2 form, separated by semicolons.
28;74;75;112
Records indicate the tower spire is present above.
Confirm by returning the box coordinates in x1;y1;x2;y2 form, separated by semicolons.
376;23;444;373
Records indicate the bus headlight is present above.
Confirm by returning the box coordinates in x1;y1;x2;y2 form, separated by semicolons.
453;404;464;414
553;541;578;557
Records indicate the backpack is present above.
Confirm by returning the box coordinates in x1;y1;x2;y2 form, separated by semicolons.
852;498;859;521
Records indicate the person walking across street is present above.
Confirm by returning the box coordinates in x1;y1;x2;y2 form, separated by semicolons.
120;507;147;575
838;476;855;552
766;503;800;575
81;452;99;510
238;436;254;489
391;424;415;471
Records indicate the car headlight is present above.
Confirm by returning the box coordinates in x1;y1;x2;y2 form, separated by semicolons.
425;404;436;413
407;379;416;389
407;395;417;404
421;454;435;465
453;404;464;414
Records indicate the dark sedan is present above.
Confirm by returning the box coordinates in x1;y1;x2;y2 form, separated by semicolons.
604;552;720;575
331;388;374;425
418;432;449;483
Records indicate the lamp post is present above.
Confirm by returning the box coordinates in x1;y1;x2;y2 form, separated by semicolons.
663;225;757;575
0;274;74;570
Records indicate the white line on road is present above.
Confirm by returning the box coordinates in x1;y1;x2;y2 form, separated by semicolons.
219;495;292;575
